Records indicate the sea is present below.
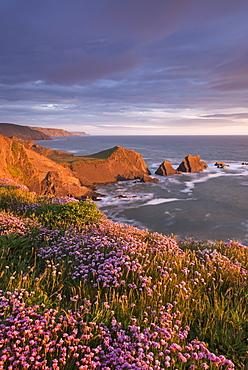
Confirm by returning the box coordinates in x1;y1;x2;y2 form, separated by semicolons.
36;135;248;245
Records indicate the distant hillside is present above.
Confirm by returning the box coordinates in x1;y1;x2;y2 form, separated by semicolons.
69;131;90;136
0;123;51;140
30;127;89;137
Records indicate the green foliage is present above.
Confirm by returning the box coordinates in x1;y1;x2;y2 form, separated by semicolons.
30;201;103;229
52;147;117;163
6;164;21;177
0;185;37;211
11;141;20;159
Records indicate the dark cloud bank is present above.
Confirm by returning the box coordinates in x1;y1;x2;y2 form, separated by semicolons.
1;0;248;134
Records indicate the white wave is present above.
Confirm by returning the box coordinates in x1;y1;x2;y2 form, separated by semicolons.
181;171;236;193
97;193;153;208
144;198;181;206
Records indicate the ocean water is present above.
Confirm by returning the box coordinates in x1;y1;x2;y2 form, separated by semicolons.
37;136;248;244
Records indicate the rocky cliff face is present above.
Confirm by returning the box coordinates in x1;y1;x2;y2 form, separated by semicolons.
0;137;154;198
0;135;92;198
64;146;153;186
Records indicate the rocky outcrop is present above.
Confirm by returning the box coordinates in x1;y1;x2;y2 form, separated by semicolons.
140;174;159;183
64;146;154;186
215;162;229;169
0;136;155;198
177;154;208;173
40;171;93;198
155;160;180;176
0;122;51;140
0;134;93;198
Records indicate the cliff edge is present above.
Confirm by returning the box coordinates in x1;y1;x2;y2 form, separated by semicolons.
59;146;155;186
0;135;93;198
0;137;155;198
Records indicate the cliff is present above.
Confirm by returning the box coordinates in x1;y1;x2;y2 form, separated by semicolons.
57;146;155;186
0;122;51;140
0;136;154;198
30;127;89;137
15;138;74;159
0;135;93;198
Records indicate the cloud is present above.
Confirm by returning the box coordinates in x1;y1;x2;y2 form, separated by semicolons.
1;0;248;133
201;113;248;119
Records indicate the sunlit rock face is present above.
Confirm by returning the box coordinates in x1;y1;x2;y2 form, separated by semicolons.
155;160;180;176
0;137;153;198
177;154;208;173
66;146;153;186
0;134;94;198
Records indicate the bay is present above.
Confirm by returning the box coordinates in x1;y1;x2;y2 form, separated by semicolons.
37;135;248;244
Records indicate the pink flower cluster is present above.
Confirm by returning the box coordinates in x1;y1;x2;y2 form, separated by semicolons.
37;219;182;288
196;248;248;282
50;196;79;204
0;212;39;236
0;178;29;191
0;290;235;370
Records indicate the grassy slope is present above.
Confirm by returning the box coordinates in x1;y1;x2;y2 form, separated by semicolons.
50;147;118;163
0;180;247;369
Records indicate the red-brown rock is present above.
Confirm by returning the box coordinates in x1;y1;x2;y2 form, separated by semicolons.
177;154;208;173
66;146;154;186
155;160;180;176
215;161;229;168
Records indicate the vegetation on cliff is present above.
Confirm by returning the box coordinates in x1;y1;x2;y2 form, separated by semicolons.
0;179;247;369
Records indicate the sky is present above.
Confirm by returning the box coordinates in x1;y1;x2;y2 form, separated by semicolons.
1;0;248;135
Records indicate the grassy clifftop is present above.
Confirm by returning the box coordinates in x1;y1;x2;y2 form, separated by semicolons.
0;180;247;369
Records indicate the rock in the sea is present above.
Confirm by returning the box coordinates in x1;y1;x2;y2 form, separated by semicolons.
177;154;208;173
242;162;248;165
155;160;180;176
215;161;229;168
140;174;159;183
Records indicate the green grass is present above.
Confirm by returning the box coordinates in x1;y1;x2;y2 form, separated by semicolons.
50;146;118;163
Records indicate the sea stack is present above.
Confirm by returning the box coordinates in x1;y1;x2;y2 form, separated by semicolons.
177;154;208;173
155;160;180;176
